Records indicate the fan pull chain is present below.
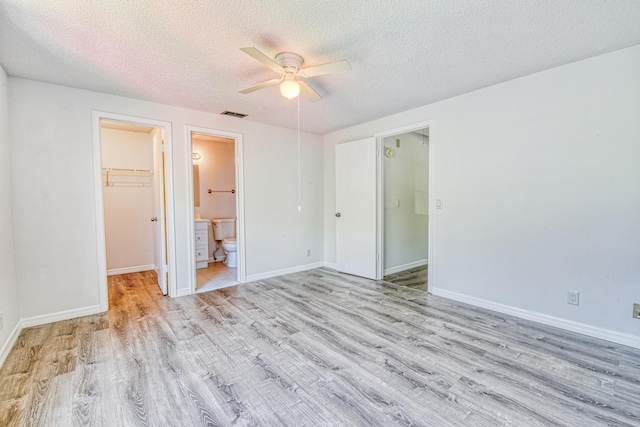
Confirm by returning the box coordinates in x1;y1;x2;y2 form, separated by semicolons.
297;96;301;212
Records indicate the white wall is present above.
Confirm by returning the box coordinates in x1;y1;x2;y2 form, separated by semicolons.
193;138;236;221
383;132;429;272
324;45;640;342
101;127;155;272
0;65;21;365
9;78;324;318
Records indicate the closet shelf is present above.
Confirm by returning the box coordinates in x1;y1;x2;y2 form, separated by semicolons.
102;168;154;187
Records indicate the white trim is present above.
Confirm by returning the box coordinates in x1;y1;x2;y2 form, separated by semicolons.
185;126;247;295
383;259;427;276
374;120;435;289
21;305;103;328
324;261;337;270
246;261;325;283
427;123;435;294
375;120;434;139
92;111;177;309
91;112;108;312
0;320;23;368
176;288;195;297
431;287;640;350
107;264;155;276
375;137;384;280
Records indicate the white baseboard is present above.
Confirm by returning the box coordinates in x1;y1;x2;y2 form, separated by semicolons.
431;287;640;350
21;305;103;328
246;261;325;282
323;261;337;270
107;264;155;276
384;259;427;276
0;320;23;369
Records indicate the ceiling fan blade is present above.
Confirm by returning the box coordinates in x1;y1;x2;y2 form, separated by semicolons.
239;47;282;72
298;80;323;103
301;60;351;77
239;78;281;94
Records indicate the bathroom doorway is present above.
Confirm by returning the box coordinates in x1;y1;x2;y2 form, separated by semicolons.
92;112;177;311
380;127;429;291
374;120;434;291
186;126;245;293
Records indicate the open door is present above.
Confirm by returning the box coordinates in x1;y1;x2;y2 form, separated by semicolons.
335;137;377;279
152;129;168;295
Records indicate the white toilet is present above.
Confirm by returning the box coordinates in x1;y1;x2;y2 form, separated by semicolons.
212;218;237;267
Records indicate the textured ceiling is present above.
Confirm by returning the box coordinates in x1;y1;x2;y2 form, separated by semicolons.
1;1;640;134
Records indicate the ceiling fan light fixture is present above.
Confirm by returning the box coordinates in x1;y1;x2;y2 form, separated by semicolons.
280;75;300;99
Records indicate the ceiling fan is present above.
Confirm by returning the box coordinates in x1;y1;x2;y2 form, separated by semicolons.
238;47;351;102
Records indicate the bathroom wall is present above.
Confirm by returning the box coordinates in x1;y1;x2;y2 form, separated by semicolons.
383;131;429;273
193;136;236;260
101;127;155;273
0;64;21;366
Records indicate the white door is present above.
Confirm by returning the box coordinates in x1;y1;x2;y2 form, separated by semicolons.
152;129;168;295
335;137;377;279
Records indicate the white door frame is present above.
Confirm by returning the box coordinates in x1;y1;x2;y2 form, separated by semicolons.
185;125;246;292
374;120;435;289
92;111;178;311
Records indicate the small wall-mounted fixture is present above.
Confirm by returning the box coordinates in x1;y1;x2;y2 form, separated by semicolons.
192;152;201;161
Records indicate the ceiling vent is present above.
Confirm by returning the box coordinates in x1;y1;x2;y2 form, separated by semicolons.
221;110;248;118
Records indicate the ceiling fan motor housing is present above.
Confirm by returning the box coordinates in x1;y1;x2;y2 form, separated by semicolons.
275;52;304;75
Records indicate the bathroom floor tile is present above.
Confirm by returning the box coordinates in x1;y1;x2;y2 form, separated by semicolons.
196;262;236;291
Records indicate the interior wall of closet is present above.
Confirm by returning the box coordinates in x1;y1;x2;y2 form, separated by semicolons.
101;126;155;275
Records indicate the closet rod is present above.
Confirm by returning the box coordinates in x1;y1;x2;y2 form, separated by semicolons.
208;189;235;194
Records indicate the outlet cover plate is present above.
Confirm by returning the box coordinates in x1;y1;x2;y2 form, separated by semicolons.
567;291;580;306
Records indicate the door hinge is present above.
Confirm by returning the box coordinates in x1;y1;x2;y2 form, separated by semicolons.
376;253;380;261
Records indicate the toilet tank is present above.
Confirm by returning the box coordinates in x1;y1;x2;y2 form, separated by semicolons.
212;218;235;240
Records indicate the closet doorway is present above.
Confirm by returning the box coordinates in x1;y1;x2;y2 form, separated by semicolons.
186;126;246;294
92;112;177;311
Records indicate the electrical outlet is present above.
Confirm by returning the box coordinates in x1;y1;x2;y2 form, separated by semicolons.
567;291;580;306
306;248;311;257
633;303;640;319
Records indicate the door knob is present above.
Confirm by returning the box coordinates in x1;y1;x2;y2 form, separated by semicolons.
151;217;158;222
335;213;341;217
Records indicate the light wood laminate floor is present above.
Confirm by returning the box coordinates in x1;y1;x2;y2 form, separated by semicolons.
1;268;639;426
